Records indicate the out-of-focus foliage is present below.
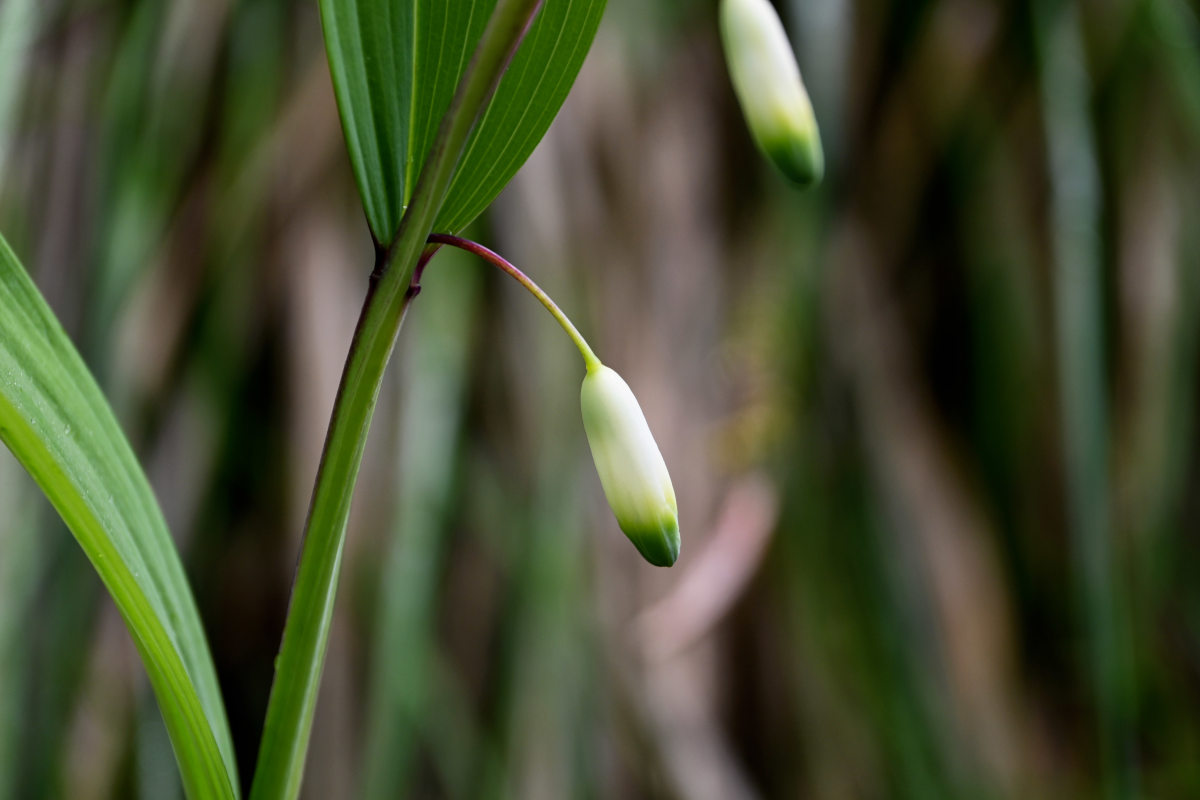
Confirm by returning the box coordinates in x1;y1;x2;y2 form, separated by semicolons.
1;0;1199;798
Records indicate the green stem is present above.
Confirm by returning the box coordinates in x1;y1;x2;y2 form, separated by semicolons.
1033;3;1134;798
427;234;601;371
249;2;545;798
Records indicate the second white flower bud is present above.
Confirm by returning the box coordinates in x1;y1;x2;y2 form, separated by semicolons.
720;0;824;186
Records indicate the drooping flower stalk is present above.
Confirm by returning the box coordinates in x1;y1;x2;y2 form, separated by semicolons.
425;234;600;370
424;234;680;566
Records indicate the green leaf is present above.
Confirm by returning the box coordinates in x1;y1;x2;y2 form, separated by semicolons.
0;235;239;800
320;0;606;244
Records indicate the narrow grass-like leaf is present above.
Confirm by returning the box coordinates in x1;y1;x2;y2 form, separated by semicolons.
0;236;238;800
320;0;605;244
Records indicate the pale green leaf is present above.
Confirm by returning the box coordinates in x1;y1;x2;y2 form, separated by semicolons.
320;0;606;244
0;235;238;800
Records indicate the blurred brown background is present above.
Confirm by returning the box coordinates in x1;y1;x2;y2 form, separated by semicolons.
1;0;1199;797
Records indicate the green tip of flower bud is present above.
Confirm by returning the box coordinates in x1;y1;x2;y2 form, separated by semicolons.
581;365;681;568
720;0;824;187
763;127;824;186
621;515;681;568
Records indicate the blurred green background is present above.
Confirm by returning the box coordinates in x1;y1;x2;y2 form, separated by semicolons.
2;0;1200;797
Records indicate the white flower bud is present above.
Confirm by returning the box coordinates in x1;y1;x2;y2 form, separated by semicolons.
580;365;680;567
720;0;824;186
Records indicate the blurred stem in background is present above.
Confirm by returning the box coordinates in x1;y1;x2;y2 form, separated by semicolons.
1034;1;1134;797
0;0;35;172
473;239;598;800
0;458;42;800
359;244;481;799
0;1;42;796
